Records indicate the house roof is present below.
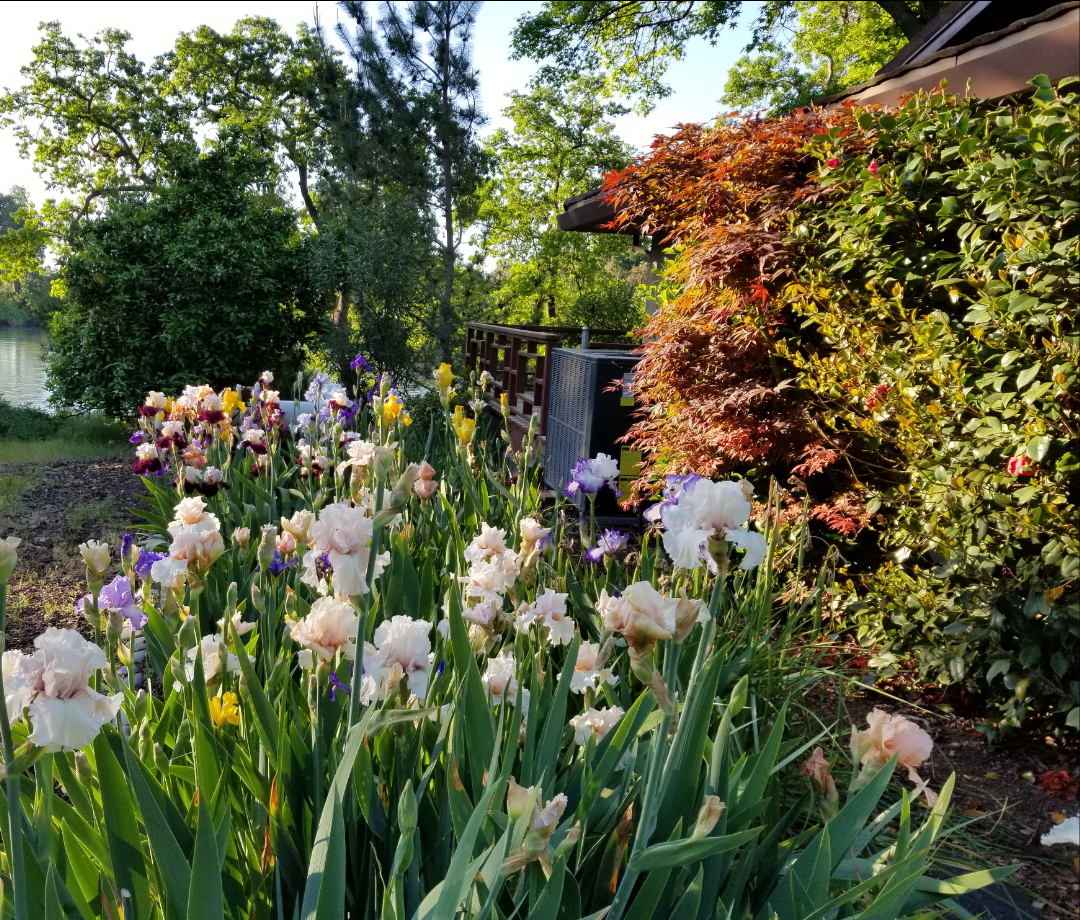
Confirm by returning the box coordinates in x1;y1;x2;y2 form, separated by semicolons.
830;1;1079;106
557;187;620;234
876;0;1066;76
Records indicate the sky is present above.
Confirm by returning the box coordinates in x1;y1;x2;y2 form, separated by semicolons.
0;0;759;207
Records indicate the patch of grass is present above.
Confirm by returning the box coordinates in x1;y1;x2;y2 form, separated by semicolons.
0;471;41;516
0;397;129;463
4;576;33;623
66;496;123;533
0;440;128;464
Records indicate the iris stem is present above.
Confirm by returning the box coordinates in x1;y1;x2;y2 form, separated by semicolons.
608;640;681;920
0;583;28;920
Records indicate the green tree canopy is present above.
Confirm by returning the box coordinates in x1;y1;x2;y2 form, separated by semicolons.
0;19;332;253
511;1;947;114
332;0;488;362
48;151;321;414
479;75;644;327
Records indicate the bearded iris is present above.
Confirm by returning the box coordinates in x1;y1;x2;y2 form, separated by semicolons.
659;477;767;572
75;575;146;629
565;454;620;497
585;530;628;563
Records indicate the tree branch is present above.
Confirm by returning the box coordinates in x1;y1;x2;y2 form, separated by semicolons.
874;0;928;40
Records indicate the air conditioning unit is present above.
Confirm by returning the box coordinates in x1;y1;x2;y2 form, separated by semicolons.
544;349;641;518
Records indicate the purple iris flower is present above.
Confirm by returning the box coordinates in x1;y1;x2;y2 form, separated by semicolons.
129;431;146;444
566;455;620;497
315;552;333;580
350;354;372;372
76;574;146;629
304;373;337;405
644;473;705;524
585;530;629;563
121;533;135;563
263;552;297;577
328;671;351;702
664;473;702;499
339;404;359;428
135;549;168;580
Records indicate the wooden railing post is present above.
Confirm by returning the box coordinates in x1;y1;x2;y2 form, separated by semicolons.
463;322;633;449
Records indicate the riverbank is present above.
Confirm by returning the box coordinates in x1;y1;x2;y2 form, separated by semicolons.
0;304;39;326
0;397;129;462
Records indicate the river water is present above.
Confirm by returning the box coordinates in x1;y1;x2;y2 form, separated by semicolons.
0;325;51;411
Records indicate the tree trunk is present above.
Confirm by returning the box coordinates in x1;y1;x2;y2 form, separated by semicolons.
875;0;935;40
438;25;455;365
297;162;322;230
440;145;455;364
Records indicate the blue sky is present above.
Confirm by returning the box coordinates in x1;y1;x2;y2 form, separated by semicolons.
1;1;760;206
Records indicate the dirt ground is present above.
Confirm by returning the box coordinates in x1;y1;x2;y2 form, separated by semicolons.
1;458;1077;915
0;457;146;652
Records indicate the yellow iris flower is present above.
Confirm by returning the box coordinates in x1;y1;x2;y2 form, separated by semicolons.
433;363;455;390
209;692;240;729
383;394;404;422
401;410;413;427
453;416;477;445
221;388;246;414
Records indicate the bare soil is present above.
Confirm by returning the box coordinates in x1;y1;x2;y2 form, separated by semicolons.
0;457;146;652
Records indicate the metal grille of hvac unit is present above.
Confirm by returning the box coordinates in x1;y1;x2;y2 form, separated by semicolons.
544;348;640;514
545;350;592;498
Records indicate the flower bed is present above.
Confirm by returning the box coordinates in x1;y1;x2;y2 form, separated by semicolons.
0;366;1012;918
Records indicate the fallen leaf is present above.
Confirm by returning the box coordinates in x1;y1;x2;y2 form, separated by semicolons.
984;772;999;780
1050;812;1067;824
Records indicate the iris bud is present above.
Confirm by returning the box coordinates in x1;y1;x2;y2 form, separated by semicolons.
0;536;19;584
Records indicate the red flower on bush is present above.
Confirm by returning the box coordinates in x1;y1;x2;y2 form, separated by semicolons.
1006;456;1034;476
826;157;840;168
866;384;890;411
868;161;879;175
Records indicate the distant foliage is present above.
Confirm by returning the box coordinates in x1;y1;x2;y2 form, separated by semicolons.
478;75;644;330
607;80;1079;732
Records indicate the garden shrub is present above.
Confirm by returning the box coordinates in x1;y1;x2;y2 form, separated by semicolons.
607;79;1079;732
605;109;874;528
47;151;322;415
793;80;1079;734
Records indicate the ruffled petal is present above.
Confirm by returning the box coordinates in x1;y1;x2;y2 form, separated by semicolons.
725;528;768;569
663;527;712;570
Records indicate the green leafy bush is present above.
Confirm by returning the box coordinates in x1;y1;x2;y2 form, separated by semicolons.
789;78;1078;733
605;78;1077;734
47;151;322;415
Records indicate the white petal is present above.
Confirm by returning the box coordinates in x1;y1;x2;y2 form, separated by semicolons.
726;529;767;569
663;527;711;570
